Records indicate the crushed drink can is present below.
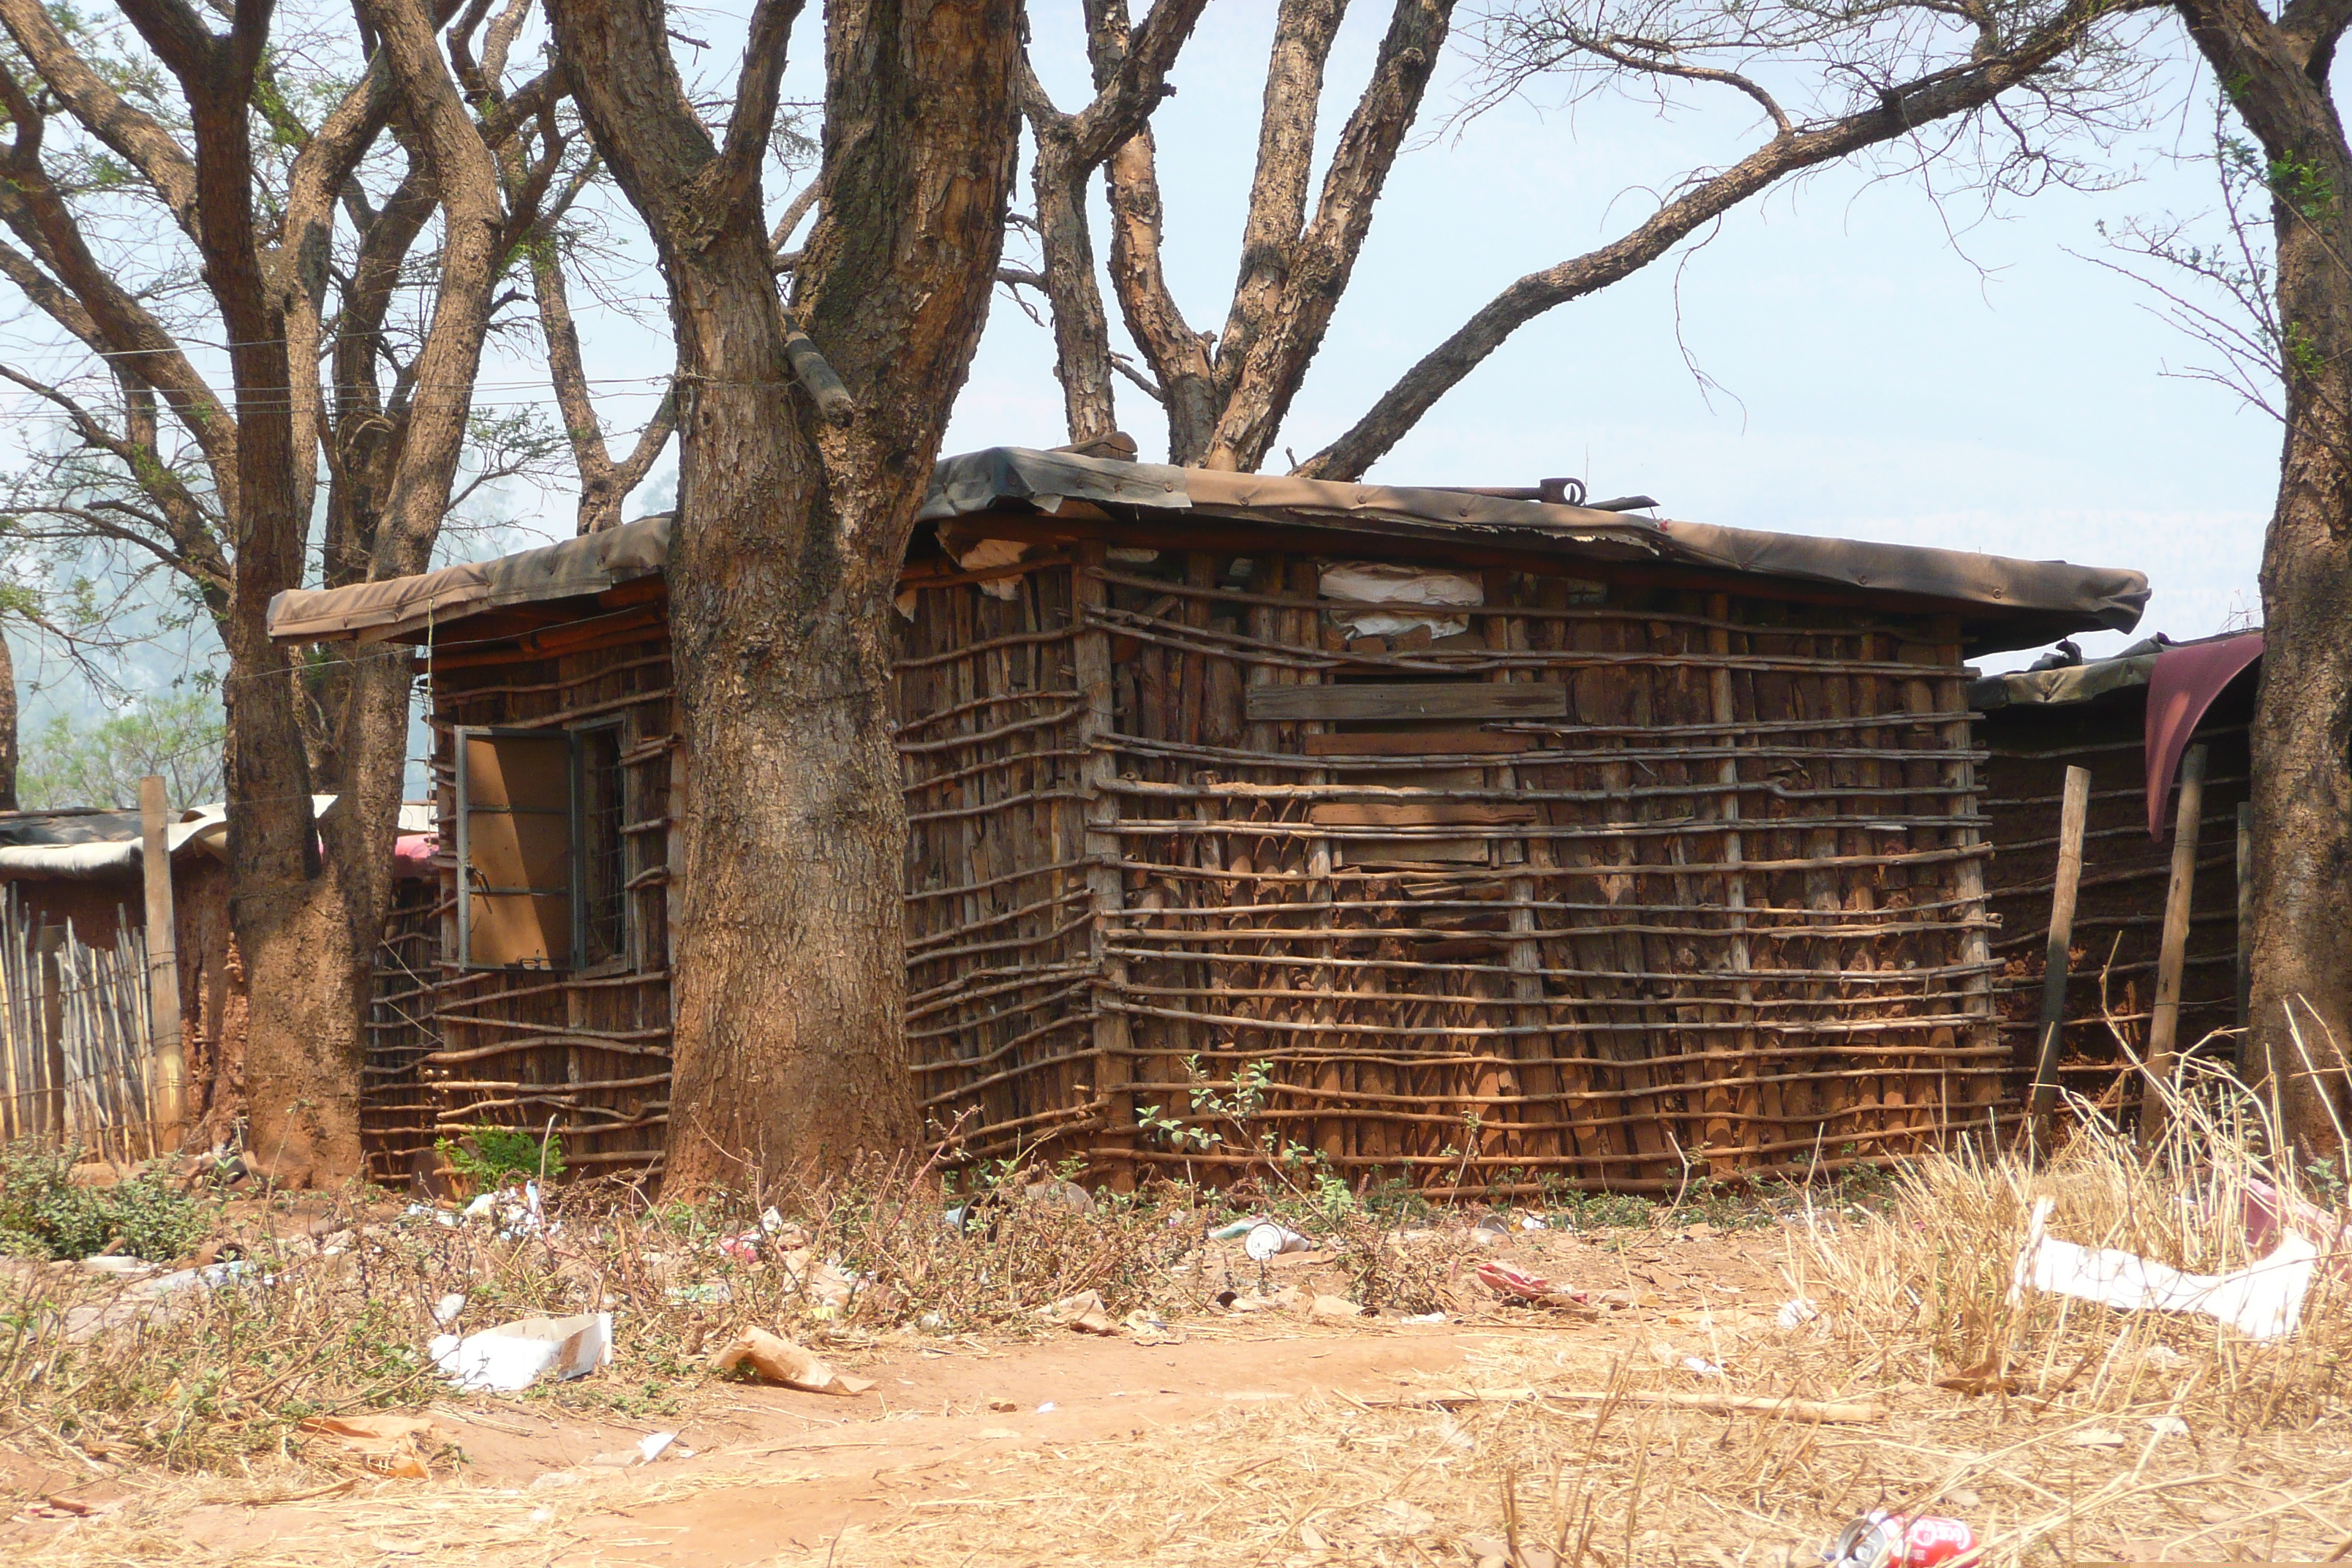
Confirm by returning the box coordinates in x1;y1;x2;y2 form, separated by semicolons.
1824;1511;1977;1568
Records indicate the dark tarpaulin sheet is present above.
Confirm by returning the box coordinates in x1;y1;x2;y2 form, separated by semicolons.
271;448;2148;655
1969;652;2164;712
2146;631;2265;840
0;809;141;849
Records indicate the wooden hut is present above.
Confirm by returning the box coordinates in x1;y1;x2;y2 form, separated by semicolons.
267;447;2146;1193
0;799;440;1164
1975;632;2260;1114
0;803;240;1156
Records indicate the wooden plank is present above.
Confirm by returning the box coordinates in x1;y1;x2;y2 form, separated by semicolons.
2235;799;2254;1077
1306;802;1539;828
1302;730;1533;756
2141;742;2207;1143
1073;541;1137;1188
139;774;184;1151
1245;682;1567;723
1704;597;1753;1176
2027;764;2091;1145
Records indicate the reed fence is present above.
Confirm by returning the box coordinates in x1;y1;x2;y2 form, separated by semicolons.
0;885;158;1162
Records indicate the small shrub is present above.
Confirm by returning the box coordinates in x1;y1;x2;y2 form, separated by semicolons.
1548;1189;1655;1232
436;1122;565;1189
0;1143;214;1262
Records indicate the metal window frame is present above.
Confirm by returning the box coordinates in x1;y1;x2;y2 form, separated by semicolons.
454;724;581;971
568;717;628;971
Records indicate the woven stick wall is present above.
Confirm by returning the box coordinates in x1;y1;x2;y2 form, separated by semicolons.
1982;690;2250;1110
411;607;677;1178
359;875;448;1183
902;540;2000;1194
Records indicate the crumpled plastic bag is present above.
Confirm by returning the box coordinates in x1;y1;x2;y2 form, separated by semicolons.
298;1413;441;1478
429;1311;611;1391
706;1327;875;1395
2008;1196;2318;1341
1041;1289;1118;1335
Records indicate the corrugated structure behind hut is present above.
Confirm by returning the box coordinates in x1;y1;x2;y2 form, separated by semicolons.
1975;638;2256;1115
272;447;2148;1191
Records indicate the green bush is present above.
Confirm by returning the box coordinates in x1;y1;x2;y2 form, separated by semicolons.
0;1144;214;1262
435;1123;565;1190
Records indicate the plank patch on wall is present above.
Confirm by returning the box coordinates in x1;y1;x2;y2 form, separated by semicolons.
1244;682;1567;723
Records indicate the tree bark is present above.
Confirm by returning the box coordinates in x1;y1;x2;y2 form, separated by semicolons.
2174;0;2352;1152
0;628;18;813
1017;0;1208;446
1202;0;1453;471
546;0;1020;1192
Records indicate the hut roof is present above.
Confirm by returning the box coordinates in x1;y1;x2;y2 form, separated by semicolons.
0;799;431;878
267;445;2151;657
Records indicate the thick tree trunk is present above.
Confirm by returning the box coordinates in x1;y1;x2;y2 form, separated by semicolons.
0;628;17;812
2174;0;2352;1155
226;531;363;1182
2244;178;2352;1151
549;0;1020;1193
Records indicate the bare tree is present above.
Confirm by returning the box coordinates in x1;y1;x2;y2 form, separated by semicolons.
513;143;681;534
1014;0;1212;447
1015;0;2166;478
1018;0;1460;469
0;0;576;1177
540;0;1199;1190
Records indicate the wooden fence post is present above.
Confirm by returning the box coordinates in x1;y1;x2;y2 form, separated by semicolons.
2142;743;2208;1142
1072;541;1135;1187
140;774;185;1153
2028;765;2092;1147
37;922;64;1139
2236;800;2254;1080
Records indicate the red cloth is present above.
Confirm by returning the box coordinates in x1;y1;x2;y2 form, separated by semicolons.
2145;632;2264;839
393;832;439;879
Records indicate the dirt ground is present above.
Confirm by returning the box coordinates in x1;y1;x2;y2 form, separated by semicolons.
7;1219;2348;1567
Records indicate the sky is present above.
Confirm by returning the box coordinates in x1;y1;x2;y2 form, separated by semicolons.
4;0;2283;736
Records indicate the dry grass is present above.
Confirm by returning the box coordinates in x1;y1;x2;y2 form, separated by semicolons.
8;1062;2352;1565
0;1156;1221;1477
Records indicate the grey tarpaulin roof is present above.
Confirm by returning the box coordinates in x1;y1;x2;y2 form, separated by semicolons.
269;447;2149;655
1968;651;2164;711
0;797;431;878
268;515;674;644
0;802;234;878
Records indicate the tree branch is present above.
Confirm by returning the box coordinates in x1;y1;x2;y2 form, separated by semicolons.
1205;0;1457;471
1296;0;2163;480
715;0;804;211
352;0;513;577
0;0;203;235
0;363;232;596
1210;0;1349;420
1068;0;1212;166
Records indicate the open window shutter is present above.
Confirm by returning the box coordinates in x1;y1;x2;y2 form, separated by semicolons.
457;729;573;968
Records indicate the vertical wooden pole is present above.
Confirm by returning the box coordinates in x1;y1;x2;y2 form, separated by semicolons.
2235;799;2255;1080
2142;742;2208;1142
140;775;185;1154
1703;598;1753;1177
1072;542;1135;1187
37;922;65;1139
2028;765;2092;1145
